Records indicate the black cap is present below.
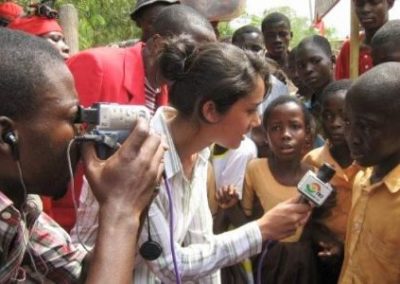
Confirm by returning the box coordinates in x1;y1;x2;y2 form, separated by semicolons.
130;0;180;20
316;163;336;183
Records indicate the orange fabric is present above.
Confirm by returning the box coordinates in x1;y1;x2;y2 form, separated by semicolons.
303;143;360;241
242;158;302;242
0;2;23;21
8;15;62;36
339;164;400;284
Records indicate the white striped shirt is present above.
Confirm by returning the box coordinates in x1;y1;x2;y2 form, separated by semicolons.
71;106;262;283
144;77;160;115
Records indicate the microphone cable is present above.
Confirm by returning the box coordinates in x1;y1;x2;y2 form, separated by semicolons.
163;172;182;284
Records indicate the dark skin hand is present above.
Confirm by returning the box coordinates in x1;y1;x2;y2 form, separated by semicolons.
81;118;166;284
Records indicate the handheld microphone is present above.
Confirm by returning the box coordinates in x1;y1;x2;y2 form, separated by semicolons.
256;163;336;284
297;163;336;206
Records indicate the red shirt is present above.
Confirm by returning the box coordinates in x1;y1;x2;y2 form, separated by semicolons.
335;38;373;79
67;42;168;107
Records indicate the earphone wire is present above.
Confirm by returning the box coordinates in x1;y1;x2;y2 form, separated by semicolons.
67;138;91;254
16;160;48;282
256;240;276;284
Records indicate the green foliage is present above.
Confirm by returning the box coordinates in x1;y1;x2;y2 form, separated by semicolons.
16;2;339;50
221;6;338;48
218;21;234;38
18;0;142;49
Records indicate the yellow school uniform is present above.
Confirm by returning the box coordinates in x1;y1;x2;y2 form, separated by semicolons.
241;158;302;242
339;164;400;284
303;142;360;241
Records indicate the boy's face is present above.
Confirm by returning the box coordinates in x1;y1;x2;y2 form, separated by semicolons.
236;33;264;54
321;91;347;147
266;102;306;161
353;0;393;31
136;4;169;42
263;21;292;59
296;43;334;93
372;44;400;65
345;93;400;167
251;125;270;158
287;51;305;89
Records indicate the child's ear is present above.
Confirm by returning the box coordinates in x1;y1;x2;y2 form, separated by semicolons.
201;101;221;124
387;0;395;9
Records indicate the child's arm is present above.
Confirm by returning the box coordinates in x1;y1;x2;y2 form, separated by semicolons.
215;185;251;227
302;218;344;265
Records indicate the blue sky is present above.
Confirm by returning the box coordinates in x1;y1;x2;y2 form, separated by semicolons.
246;0;400;38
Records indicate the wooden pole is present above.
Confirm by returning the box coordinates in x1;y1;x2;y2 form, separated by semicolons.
349;0;360;79
59;4;79;55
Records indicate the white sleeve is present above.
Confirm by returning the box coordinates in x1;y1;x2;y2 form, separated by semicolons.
214;137;257;199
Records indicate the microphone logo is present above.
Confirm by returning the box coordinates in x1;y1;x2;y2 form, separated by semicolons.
298;171;333;206
306;183;320;194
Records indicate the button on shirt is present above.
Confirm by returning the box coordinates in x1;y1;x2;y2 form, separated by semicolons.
0;192;85;283
71;106;262;284
339;164;400;284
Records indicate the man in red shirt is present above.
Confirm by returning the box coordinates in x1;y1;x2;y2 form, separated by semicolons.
335;0;394;79
68;4;216;112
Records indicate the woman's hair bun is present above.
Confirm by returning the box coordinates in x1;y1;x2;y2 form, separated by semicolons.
158;34;199;82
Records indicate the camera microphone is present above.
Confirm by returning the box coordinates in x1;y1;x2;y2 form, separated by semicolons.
74;103;151;159
297;163;336;206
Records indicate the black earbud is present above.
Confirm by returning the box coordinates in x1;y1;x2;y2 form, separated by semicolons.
140;176;166;261
139;212;162;261
2;131;19;161
139;237;163;261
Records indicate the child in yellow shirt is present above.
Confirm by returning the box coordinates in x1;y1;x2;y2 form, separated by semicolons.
303;79;361;284
339;62;400;284
216;96;317;283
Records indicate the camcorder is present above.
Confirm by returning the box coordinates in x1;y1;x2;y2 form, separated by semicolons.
75;103;151;159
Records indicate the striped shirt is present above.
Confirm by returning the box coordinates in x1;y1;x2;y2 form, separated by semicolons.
144;77;161;115
0;192;85;283
71;107;262;283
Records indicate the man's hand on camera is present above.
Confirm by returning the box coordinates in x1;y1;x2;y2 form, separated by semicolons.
81;118;166;218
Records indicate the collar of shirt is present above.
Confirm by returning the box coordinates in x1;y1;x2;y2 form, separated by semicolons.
320;141;362;182
150;106;210;181
0;191;23;229
0;191;14;213
383;164;400;193
358;164;400;194
0;192;43;230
